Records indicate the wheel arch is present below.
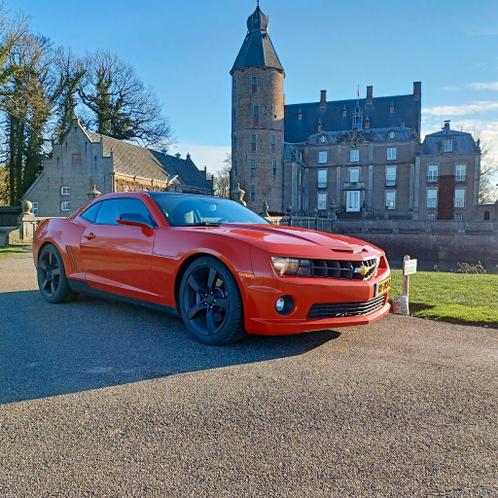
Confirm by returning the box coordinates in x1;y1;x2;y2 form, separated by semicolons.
174;251;247;315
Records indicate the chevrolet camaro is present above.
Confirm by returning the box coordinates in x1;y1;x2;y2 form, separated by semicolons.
33;192;391;345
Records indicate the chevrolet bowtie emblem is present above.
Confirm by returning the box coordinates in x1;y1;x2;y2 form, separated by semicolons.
354;265;370;276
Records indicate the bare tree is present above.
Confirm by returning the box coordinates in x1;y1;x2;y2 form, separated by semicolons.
78;51;170;146
213;153;231;198
479;140;498;204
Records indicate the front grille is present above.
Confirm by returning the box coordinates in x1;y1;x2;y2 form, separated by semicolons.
306;258;378;280
307;295;386;319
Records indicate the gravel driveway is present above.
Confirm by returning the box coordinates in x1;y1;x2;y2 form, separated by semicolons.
0;251;497;497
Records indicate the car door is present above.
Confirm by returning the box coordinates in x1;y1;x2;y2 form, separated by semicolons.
79;197;157;300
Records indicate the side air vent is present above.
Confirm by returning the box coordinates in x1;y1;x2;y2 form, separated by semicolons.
65;246;78;273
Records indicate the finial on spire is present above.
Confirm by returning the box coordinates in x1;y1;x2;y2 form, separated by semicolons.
257;0;260;6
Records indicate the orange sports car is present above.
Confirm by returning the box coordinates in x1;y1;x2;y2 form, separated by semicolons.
33;192;391;345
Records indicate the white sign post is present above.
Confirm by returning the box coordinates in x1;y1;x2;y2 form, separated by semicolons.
393;255;418;315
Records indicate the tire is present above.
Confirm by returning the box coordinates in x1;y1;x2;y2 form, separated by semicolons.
179;256;245;345
37;244;75;303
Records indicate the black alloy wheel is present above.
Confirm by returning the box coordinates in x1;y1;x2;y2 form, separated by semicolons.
37;245;74;303
179;256;244;345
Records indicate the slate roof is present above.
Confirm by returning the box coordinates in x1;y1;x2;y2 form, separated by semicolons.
421;125;478;155
85;131;212;192
230;6;284;75
306;126;418;145
284;94;421;143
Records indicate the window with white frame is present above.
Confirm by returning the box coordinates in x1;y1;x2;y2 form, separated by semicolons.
427;188;438;208
385;166;397;186
32;201;39;216
271;134;276;153
454;188;465;208
427;213;436;221
455;212;464;221
317;192;328;210
60;186;71;196
385;191;396;210
346;190;361;212
387;147;397;161
349;167;360;183
427;164;439;182
443;139;453;152
350;149;359;162
455;164;466;182
61;201;71;212
318;150;328;164
250;185;255;201
317;169;327;188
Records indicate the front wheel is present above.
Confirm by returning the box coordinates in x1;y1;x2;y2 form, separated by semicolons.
37;244;74;303
179;256;245;345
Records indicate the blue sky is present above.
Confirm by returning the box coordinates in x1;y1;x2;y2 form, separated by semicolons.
15;0;498;173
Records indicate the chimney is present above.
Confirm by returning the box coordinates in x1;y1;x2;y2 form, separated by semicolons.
413;81;421;102
443;120;451;131
366;85;373;104
186;153;191;161
175;153;181;159
320;89;327;108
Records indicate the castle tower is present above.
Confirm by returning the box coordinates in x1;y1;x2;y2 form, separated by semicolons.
230;3;285;213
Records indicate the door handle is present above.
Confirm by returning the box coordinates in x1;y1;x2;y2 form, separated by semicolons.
85;232;96;240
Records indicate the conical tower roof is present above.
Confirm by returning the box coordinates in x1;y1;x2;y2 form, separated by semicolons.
230;3;284;75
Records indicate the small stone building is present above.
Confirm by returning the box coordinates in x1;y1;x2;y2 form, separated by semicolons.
23;120;213;217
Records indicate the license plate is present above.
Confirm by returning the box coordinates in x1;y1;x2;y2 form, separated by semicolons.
375;276;391;296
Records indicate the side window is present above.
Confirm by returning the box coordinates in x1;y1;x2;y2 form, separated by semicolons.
96;198;155;226
80;202;101;223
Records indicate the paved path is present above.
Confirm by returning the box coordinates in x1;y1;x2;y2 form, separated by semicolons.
0;252;497;497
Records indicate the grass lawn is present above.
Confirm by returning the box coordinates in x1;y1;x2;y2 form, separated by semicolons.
390;270;498;328
0;247;26;256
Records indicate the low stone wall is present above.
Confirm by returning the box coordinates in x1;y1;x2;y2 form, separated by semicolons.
267;216;498;268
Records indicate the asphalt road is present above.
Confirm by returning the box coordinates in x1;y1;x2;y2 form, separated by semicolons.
0;251;497;497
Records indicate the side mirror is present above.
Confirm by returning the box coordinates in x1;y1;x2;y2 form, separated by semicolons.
117;212;155;231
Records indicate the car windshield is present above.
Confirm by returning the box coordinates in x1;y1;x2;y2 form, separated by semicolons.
150;193;269;227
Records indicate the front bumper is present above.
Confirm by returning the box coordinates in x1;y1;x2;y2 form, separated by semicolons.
240;270;391;335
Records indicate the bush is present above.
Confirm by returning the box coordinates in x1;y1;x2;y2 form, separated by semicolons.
456;261;487;274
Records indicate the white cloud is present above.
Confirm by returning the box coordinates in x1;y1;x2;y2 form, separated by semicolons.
423;101;498;116
168;143;230;175
469;82;498;91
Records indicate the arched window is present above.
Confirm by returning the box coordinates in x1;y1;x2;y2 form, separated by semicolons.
484;211;490;221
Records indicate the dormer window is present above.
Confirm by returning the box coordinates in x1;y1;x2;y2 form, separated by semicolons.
443;139;453;152
389;102;395;113
341;106;347;117
297;109;303;120
352;106;363;130
320;135;328;144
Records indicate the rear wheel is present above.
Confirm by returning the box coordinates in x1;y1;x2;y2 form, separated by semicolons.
37;244;74;303
179;256;245;345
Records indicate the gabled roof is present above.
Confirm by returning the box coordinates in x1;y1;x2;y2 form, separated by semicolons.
85;130;212;191
284;94;421;143
230;6;284;75
421;125;478;155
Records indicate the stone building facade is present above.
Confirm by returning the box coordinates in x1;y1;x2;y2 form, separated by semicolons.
231;5;483;221
23;120;213;217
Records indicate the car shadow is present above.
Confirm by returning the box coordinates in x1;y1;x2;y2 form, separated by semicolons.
0;290;340;404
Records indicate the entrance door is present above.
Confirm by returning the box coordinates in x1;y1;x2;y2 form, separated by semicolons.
438;175;455;220
346;190;361;212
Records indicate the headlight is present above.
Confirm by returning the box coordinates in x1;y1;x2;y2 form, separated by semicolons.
271;257;312;276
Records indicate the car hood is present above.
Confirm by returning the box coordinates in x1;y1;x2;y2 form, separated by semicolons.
181;223;382;258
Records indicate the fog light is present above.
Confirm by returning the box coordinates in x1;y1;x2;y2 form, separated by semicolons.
275;296;293;314
276;297;286;312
